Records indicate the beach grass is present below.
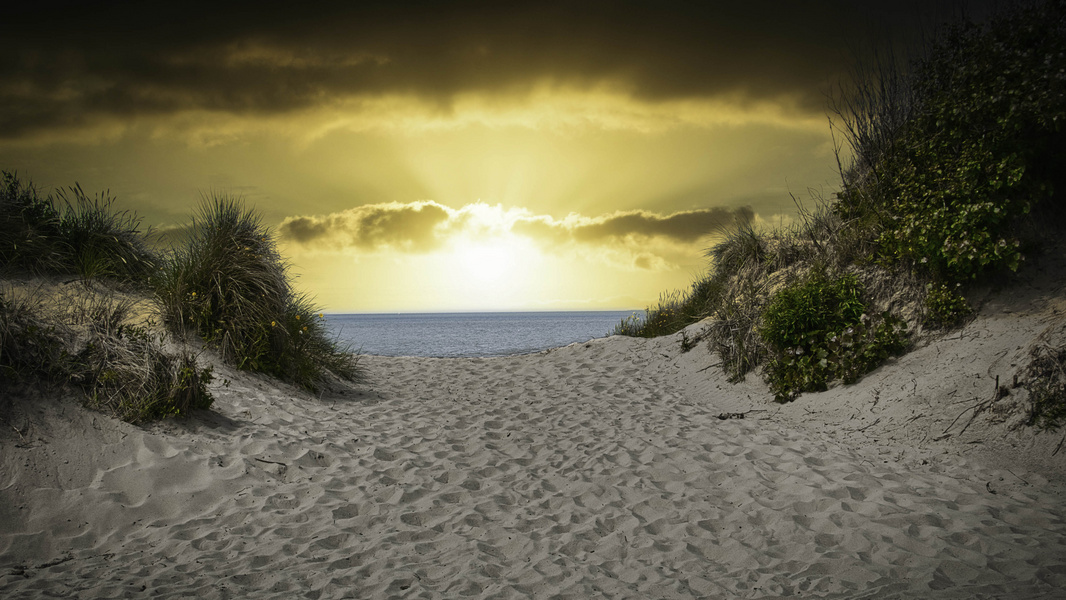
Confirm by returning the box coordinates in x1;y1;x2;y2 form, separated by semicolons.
0;172;157;284
1;181;360;421
0;282;214;423
154;194;361;392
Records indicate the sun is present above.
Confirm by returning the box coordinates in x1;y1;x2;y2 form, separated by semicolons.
449;234;541;296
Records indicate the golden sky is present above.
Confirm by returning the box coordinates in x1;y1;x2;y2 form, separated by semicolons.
0;1;993;312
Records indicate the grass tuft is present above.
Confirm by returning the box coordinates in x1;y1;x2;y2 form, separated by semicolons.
0;288;69;385
1026;342;1066;429
1;283;214;423
155;194;359;390
0;171;157;284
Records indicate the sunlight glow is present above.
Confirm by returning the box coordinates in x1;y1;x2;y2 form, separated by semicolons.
447;233;543;298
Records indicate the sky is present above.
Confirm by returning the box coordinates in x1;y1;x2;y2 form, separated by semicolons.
0;0;998;312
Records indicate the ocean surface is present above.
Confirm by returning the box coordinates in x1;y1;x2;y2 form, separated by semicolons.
325;311;639;358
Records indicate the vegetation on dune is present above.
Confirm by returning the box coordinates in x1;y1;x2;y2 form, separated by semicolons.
0;284;214;423
154;194;360;392
0;172;157;284
834;0;1066;281
0;290;70;385
1026;342;1066;429
617;0;1066;410
760;270;909;402
1;177;361;422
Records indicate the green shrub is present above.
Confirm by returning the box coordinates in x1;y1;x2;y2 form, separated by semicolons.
760;270;909;402
155;194;359;390
924;283;971;329
835;2;1066;282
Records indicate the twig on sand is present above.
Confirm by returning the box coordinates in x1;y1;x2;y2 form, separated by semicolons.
1005;468;1030;486
254;457;288;467
716;410;766;420
849;417;882;433
1053;431;1066;457
4;419;26;442
698;362;722;373
944;375;1005;436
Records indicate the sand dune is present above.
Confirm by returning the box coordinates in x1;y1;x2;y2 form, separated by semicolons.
3;282;1066;598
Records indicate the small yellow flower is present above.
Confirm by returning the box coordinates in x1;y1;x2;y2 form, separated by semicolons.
191;291;197;297
295;315;300;320
319;313;324;319
271;321;276;327
302;326;307;332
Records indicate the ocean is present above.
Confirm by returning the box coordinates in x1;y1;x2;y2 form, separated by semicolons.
324;311;639;358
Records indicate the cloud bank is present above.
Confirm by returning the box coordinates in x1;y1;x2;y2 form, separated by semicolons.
279;201;753;269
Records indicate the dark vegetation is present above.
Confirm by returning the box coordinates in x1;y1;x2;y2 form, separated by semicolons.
616;1;1066;414
0;173;156;283
155;196;358;391
1;174;360;423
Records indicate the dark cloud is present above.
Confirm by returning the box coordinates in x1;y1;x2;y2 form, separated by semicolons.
1;0;994;139
279;201;451;251
514;206;753;246
574;207;753;243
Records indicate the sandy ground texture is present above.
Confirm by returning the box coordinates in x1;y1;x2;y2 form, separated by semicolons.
3;263;1066;598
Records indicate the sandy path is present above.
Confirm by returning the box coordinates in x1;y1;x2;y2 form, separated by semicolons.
3;330;1066;598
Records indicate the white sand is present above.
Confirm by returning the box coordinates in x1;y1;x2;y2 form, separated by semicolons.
3;270;1066;598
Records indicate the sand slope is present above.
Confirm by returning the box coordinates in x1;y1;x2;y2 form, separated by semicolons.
3;278;1066;598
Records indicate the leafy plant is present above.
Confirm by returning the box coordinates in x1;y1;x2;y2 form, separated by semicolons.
834;2;1066;282
924;282;971;329
760;270;909;402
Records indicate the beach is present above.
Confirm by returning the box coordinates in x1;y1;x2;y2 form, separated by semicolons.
3;271;1066;599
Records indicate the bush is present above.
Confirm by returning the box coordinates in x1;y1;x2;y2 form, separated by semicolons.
155;194;359;390
924;283;971;329
0;172;157;283
760;270;909;402
834;1;1066;282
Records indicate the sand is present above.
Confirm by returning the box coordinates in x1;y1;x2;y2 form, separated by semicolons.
3;271;1066;598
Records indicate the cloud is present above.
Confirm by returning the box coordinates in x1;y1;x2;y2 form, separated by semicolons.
279;201;452;252
0;0;988;140
522;206;754;245
279;200;754;270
